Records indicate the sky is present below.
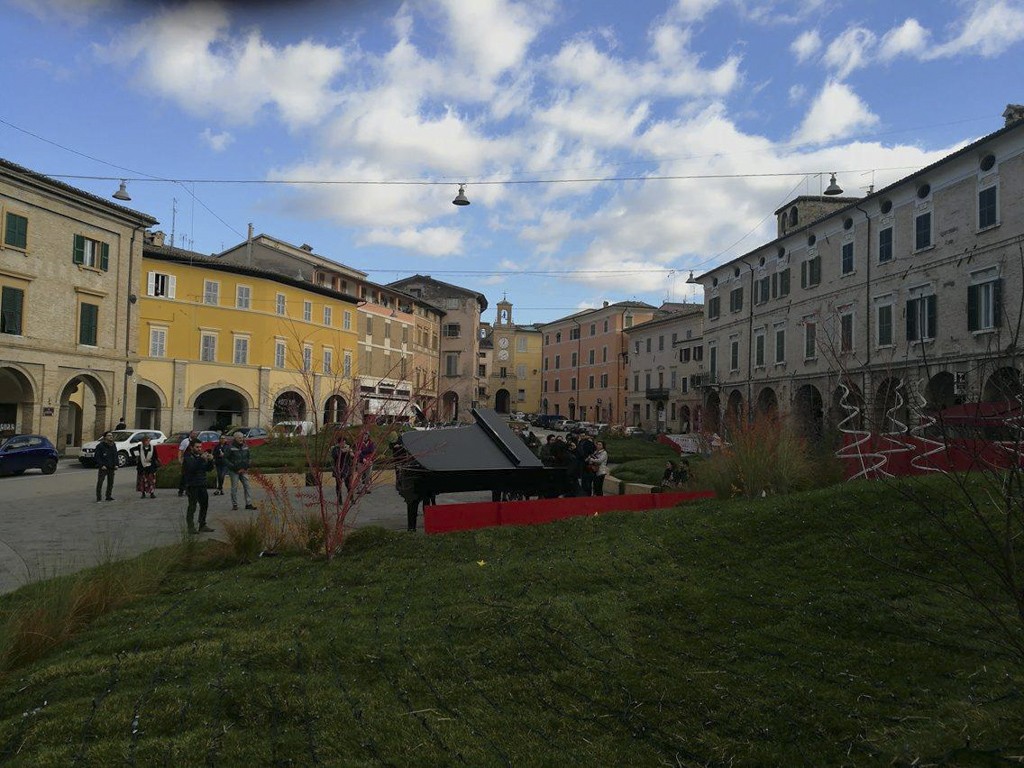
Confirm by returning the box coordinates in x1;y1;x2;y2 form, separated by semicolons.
2;0;1023;325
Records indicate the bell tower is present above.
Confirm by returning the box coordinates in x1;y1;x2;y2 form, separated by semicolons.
496;297;512;328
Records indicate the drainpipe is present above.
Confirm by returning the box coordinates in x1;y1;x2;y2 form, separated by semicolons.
854;203;872;408
122;225;142;427
741;260;756;422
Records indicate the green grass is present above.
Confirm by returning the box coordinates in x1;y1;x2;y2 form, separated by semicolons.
609;457;678;485
1;477;1022;765
601;435;679;463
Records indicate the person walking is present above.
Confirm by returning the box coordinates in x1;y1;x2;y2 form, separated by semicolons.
177;430;197;497
588;440;609;496
576;433;597;496
94;431;118;502
135;434;160;498
182;441;215;534
115;416;126;430
355;433;376;494
330;434;354;503
212;433;229;495
225;432;256;511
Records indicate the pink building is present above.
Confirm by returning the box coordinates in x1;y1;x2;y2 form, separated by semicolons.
539;301;657;424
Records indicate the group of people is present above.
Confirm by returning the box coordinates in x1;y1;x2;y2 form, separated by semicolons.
175;431;259;534
662;460;690;487
329;432;376;503
538;432;609;496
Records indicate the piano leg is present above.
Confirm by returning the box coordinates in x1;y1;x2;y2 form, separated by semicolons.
406;499;420;532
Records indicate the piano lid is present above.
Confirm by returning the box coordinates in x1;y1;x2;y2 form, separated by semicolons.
400;408;543;472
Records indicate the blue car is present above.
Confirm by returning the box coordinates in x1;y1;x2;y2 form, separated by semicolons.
0;434;59;476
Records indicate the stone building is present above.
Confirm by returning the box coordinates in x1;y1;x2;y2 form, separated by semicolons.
0;158;157;450
539;301;657;424
693;105;1024;438
387;275;487;423
624;304;704;432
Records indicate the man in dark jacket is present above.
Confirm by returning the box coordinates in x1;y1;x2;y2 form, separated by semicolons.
224;433;256;511
576;434;597;496
94;431;118;502
182;441;215;534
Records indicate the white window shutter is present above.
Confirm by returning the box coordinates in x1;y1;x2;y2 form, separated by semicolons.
168;276;176;299
146;272;156;296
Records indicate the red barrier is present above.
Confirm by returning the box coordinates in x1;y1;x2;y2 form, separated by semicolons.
839;433;1022;479
424;490;715;534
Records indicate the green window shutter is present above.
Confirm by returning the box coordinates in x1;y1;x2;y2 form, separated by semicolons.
993;279;1002;327
926;295;937;339
780;269;790;295
5;213;27;249
73;235;85;265
1;286;24;335
99;242;110;272
966;284;979;332
79;303;98;345
800;261;808;288
906;299;917;341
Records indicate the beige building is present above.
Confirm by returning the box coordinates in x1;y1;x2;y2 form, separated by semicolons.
477;299;543;415
217;234;444;423
624;304;704;432
0;158;157;450
388;275;487;423
693;105;1024;438
540;301;658;424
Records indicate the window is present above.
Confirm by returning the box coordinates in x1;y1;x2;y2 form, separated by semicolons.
5;213;28;250
914;211;932;250
343;351;352;378
708;343;718;377
841;242;854;275
146;272;176;298
979;185;998;229
645;338;651;353
693;346;703;362
600;373;608;387
729;338;739;372
708;296;720;320
570;327;580;340
343;310;352;330
774;324;786;364
588;375;595;389
0;286;24;335
366;316;373;336
233;336;250;365
840;311;854;353
200;333;217;361
543;357;549;371
571;352;578;367
878;227;893;263
729;287;744;313
302;345;313;372
755;276;770;305
634;374;640;391
624;314;633;329
602;346;608;363
323;348;333;374
658;335;664;351
603;319;609;333
876;303;893;347
800;256;821;288
72;235;109;271
554;355;561;369
78;303;99;345
303;301;312;322
906;293;937;342
236;285;251;309
203;280;219;305
771;268;790;298
968;273;1001;332
754;329;765;367
517;336;527;352
445;297;461;310
276;294;287;315
590;323;596;336
556;332;562;343
588;349;595;364
681;347;691;363
554;380;560;392
803;319;816;359
634;340;640;354
324;306;333;326
644;373;651;389
149;327;166;357
275;340;286;368
500;367;509;379
442;323;461;338
478;364;486;377
445;353;459;377
516;364;526;379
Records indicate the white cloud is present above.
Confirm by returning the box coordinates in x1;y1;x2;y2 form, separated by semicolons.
788;83;806;103
878;18;929;61
790;29;821;63
792;80;879;145
358;227;464;257
200;128;234;152
674;0;721;23
822;26;877;79
97;2;347;128
9;0;115;25
927;0;1024;58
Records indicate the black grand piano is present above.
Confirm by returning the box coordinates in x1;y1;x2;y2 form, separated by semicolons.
396;408;567;530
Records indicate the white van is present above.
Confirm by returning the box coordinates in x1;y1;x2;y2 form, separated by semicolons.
271;420;314;438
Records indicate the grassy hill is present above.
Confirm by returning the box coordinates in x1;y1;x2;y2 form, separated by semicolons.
1;477;1021;766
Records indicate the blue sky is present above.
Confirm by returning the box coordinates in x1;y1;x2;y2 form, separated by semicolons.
2;0;1023;324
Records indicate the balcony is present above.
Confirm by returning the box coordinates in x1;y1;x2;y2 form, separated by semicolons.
645;387;670;401
689;372;718;388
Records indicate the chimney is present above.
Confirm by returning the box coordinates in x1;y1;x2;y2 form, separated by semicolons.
300;243;314;252
1003;104;1024;126
603;300;609;308
146;230;166;247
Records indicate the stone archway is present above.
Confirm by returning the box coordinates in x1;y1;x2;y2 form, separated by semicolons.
57;373;108;452
273;391;308;423
495;388;511;414
874;377;909;434
831;381;865;432
793;384;823;440
704;391;721;434
0;365;37;438
323;394;347;425
441;391;459;422
756;387;778;420
925;372;957;411
135;382;164;430
982;367;1022;403
194;387;250;431
727;390;744;425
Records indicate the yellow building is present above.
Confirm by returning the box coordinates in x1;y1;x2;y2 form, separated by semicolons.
480;299;543;415
136;233;359;433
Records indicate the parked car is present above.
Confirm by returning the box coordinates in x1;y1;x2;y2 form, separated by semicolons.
0;434;59;476
271;420;315;438
559;420;579;433
229;426;270;446
80;429;167;468
623;425;646;436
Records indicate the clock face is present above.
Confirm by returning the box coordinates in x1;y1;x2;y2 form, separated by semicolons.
497;349;509;361
498;337;509;348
